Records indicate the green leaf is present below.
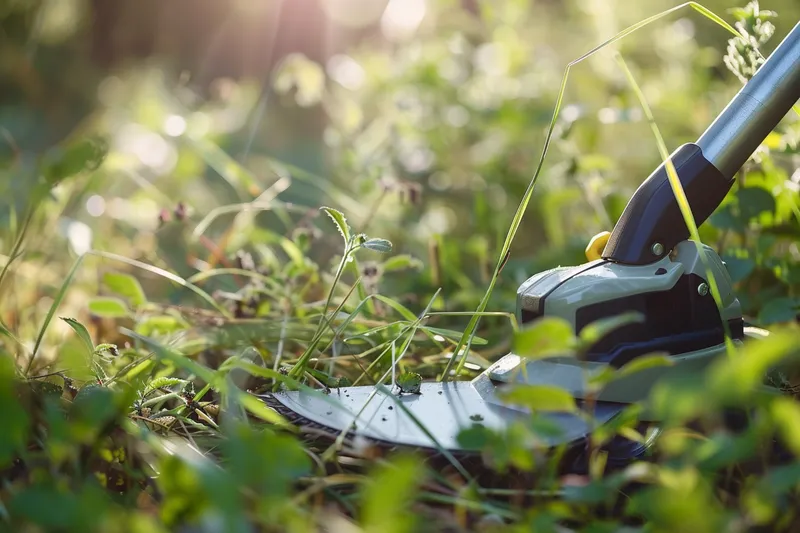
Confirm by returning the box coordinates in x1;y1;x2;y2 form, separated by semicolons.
279;236;306;265
512;317;576;359
708;329;798;401
744;462;800;525
88;297;130;318
8;485;81;529
579;311;644;347
0;357;30;467
758;297;799;325
102;272;146;307
222;422;311;498
40;137;108;186
770;397;800;457
455;425;492;451
59;317;94;354
362;238;393;253
382;254;423;272
616;353;675;379
710;205;745;232
498;384;577;413
737;186;776;221
320;206;351;243
361;453;425;533
721;251;755;283
70;385;119;424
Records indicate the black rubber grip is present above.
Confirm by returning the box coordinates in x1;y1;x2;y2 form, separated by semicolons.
602;143;732;265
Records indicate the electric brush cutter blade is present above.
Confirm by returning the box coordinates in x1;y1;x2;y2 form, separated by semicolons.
263;374;626;451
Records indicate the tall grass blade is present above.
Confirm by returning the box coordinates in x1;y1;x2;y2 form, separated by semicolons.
26;252;85;374
613;52;736;356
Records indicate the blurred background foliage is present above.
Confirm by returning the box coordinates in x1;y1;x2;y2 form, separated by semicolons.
1;0;800;531
2;0;800;351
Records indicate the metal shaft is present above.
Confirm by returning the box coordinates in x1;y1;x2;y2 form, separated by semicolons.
697;20;800;179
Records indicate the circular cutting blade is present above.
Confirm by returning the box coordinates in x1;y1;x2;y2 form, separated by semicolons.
263;375;625;452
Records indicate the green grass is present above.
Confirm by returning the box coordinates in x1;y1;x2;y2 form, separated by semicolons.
2;1;800;532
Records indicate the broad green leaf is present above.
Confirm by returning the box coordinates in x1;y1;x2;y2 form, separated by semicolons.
709;205;745;232
758;297;799;325
737;186;776;221
498;384;577;413
40;137;108;186
0;356;30;467
616;353;675;379
455;425;492;451
743;462;800;525
382;254;423;272
59;317;94;354
361;453;425;533
8;485;82;529
222;422;311;497
754;462;800;497
362;238;393;253
320;206;351;243
579;311;644;347
102;272;146;307
586;365;619;389
721;251;755;283
770;397;800;457
70;385;119;425
513;317;576;359
88;297;130;318
708;329;798;401
69;384;136;443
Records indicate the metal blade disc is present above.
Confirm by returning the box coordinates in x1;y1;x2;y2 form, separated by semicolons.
265;375;625;452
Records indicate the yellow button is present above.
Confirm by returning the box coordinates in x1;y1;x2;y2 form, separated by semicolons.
585;231;611;261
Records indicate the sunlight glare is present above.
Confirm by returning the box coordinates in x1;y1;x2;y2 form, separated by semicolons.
65;220;92;256
85;195;106;217
326;55;366;90
164;115;187;137
381;0;426;41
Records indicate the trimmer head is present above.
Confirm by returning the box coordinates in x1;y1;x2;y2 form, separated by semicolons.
263;20;800;461
265;241;742;454
509;240;742;405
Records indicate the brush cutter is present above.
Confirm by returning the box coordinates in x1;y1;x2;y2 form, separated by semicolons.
262;21;800;465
